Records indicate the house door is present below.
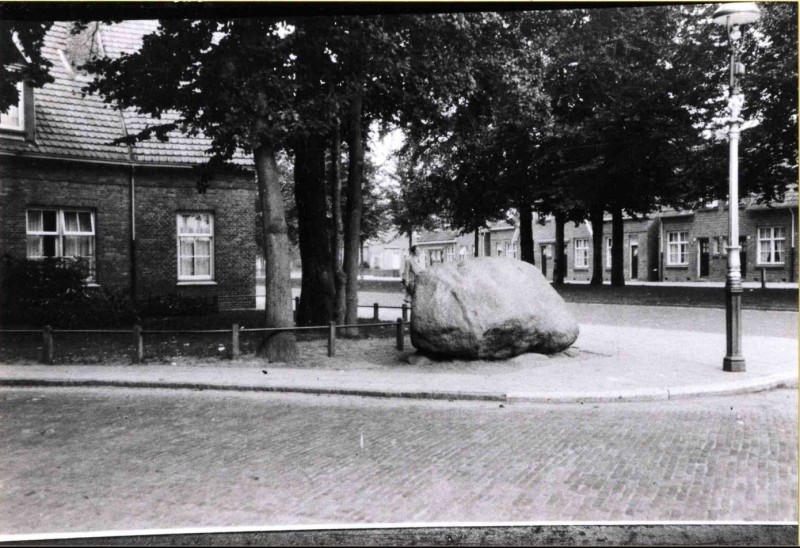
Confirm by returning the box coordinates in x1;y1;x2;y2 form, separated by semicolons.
698;238;710;277
739;236;747;279
630;243;639;279
540;245;548;278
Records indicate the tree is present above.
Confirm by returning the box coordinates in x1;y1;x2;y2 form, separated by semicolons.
0;20;54;113
287;18;339;327
541;6;712;286
393;11;551;252
386;150;441;247
84;19;304;362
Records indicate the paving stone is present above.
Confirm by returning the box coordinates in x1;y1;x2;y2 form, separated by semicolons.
0;387;796;536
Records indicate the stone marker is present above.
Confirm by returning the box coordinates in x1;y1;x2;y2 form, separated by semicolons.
410;257;579;359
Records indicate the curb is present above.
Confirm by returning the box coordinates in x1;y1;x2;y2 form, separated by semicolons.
0;373;796;403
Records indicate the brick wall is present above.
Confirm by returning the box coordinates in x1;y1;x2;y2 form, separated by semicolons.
0;157;257;310
0;157;132;291
660;206;797;284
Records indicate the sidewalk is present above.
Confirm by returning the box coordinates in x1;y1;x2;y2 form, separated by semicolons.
0;324;795;403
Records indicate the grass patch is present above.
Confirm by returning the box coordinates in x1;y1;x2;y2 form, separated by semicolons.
0;317;399;365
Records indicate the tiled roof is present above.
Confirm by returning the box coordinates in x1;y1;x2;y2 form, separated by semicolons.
416;229;460;244
748;188;798;210
0;20;251;167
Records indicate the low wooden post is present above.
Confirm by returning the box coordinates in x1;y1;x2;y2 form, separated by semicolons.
373;302;379;321
328;321;336;357
41;325;53;365
133;325;144;364
396;318;404;351
760;267;766;289
294;297;300;322
231;323;241;360
401;303;408;322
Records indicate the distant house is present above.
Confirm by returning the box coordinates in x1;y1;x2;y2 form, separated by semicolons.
361;230;410;276
0;21;257;310
409;192;798;284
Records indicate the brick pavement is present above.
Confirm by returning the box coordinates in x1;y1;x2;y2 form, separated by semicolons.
0;387;796;536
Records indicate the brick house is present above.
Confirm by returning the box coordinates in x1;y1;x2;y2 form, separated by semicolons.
0;21;257;310
361;230;411;276
410;192;797;284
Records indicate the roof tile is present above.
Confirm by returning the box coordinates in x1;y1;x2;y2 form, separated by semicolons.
0;21;251;167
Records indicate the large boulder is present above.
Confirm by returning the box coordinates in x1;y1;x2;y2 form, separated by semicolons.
410;257;579;359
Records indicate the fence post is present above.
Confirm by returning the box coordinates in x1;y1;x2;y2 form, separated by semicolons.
396;318;404;351
373;302;380;321
294;297;300;322
231;323;241;360
760;267;766;289
41;325;53;365
328;321;336;357
402;303;408;322
133;325;143;364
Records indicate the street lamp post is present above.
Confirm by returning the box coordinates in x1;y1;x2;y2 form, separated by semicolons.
711;2;760;373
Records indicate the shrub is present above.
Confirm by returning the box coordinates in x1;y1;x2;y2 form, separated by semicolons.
1;255;137;328
139;294;218;317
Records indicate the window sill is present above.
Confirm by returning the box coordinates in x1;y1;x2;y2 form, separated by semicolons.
177;280;217;286
0;130;25;141
573;267;589;271
755;264;786;269
665;264;689;268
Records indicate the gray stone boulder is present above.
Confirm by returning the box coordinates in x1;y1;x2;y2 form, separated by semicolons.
410;257;579;359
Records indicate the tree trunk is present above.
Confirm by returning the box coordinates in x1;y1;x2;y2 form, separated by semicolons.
553;211;566;286
329;125;346;325
254;145;298;362
518;201;534;264
294;135;335;326
343;90;365;337
611;203;625;287
590;203;604;286
474;228;479;257
407;231;413;249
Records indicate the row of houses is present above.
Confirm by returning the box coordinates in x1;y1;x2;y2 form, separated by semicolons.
363;195;798;284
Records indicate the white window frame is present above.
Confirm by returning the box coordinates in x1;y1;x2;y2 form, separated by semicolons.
605;237;612;269
0;82;25;131
667;231;689;266
26;208;96;280
446;246;455;262
505;241;517;259
574;238;589;269
177;212;215;282
458;245;466;261
757;226;785;265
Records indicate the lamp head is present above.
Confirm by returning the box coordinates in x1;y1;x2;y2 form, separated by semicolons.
712;3;761;28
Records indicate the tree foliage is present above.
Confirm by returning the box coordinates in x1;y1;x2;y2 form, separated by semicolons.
0;20;54;112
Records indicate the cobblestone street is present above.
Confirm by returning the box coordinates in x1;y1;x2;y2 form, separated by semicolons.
1;387;796;536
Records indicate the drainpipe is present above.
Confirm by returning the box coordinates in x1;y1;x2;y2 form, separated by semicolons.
129;165;136;300
658;216;664;282
790;208;795;283
116;106;137;300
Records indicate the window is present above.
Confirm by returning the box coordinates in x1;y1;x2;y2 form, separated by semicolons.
428;249;443;264
505;241;517;259
177;213;214;281
0;82;24;131
667;231;689;265
459;246;467;261
446;246;455;262
758;227;785;265
574;238;589;268
605;237;612;269
26;209;95;278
